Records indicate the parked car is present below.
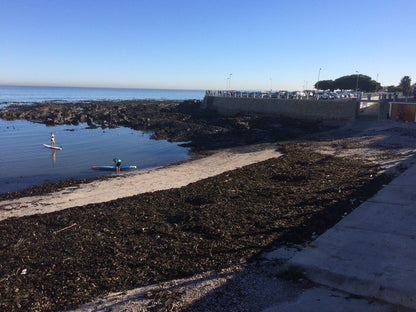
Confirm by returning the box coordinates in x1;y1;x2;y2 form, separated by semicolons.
293;91;306;98
304;90;314;97
329;92;340;99
279;91;288;98
315;92;329;100
322;93;331;100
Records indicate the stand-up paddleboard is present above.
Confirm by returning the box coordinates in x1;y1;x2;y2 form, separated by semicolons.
91;165;137;171
43;144;63;150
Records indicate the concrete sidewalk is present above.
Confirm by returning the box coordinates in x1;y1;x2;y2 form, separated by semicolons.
271;162;416;310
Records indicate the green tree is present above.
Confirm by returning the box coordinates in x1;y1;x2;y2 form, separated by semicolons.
314;74;380;92
399;76;412;96
333;74;379;92
315;80;334;91
387;85;401;92
357;75;380;92
334;75;361;90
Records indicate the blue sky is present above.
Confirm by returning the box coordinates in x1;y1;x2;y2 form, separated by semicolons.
1;0;415;91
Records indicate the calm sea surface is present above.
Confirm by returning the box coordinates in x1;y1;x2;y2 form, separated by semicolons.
0;85;205;103
0;86;205;194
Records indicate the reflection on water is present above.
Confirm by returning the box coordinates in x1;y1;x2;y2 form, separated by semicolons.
51;150;56;165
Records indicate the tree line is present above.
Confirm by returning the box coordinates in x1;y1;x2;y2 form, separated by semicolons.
314;74;413;94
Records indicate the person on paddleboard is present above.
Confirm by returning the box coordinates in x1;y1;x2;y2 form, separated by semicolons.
50;132;55;147
113;157;122;173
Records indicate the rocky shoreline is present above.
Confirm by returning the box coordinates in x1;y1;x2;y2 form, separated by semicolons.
0;99;333;152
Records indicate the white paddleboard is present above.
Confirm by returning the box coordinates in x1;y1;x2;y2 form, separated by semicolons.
43;144;63;150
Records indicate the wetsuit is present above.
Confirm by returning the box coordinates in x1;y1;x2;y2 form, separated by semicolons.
114;158;122;168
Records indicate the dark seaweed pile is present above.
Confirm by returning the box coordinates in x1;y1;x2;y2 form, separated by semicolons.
0;145;391;311
0;176;111;201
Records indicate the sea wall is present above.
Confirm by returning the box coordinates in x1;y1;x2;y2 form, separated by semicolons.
203;96;359;120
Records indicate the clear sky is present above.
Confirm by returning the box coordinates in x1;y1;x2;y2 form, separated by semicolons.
1;0;415;91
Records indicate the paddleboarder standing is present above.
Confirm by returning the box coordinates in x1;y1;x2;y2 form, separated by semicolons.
50;132;55;147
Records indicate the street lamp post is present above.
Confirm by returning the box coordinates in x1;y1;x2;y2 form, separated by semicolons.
355;70;360;95
317;68;322;93
304;80;309;99
270;78;272;93
228;73;232;90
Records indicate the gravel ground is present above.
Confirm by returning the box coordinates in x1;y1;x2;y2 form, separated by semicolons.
72;260;304;312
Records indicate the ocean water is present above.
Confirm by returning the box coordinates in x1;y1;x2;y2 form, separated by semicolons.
0;85;204;194
0;85;205;103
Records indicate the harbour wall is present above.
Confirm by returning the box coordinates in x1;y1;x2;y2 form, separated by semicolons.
203;96;359;120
